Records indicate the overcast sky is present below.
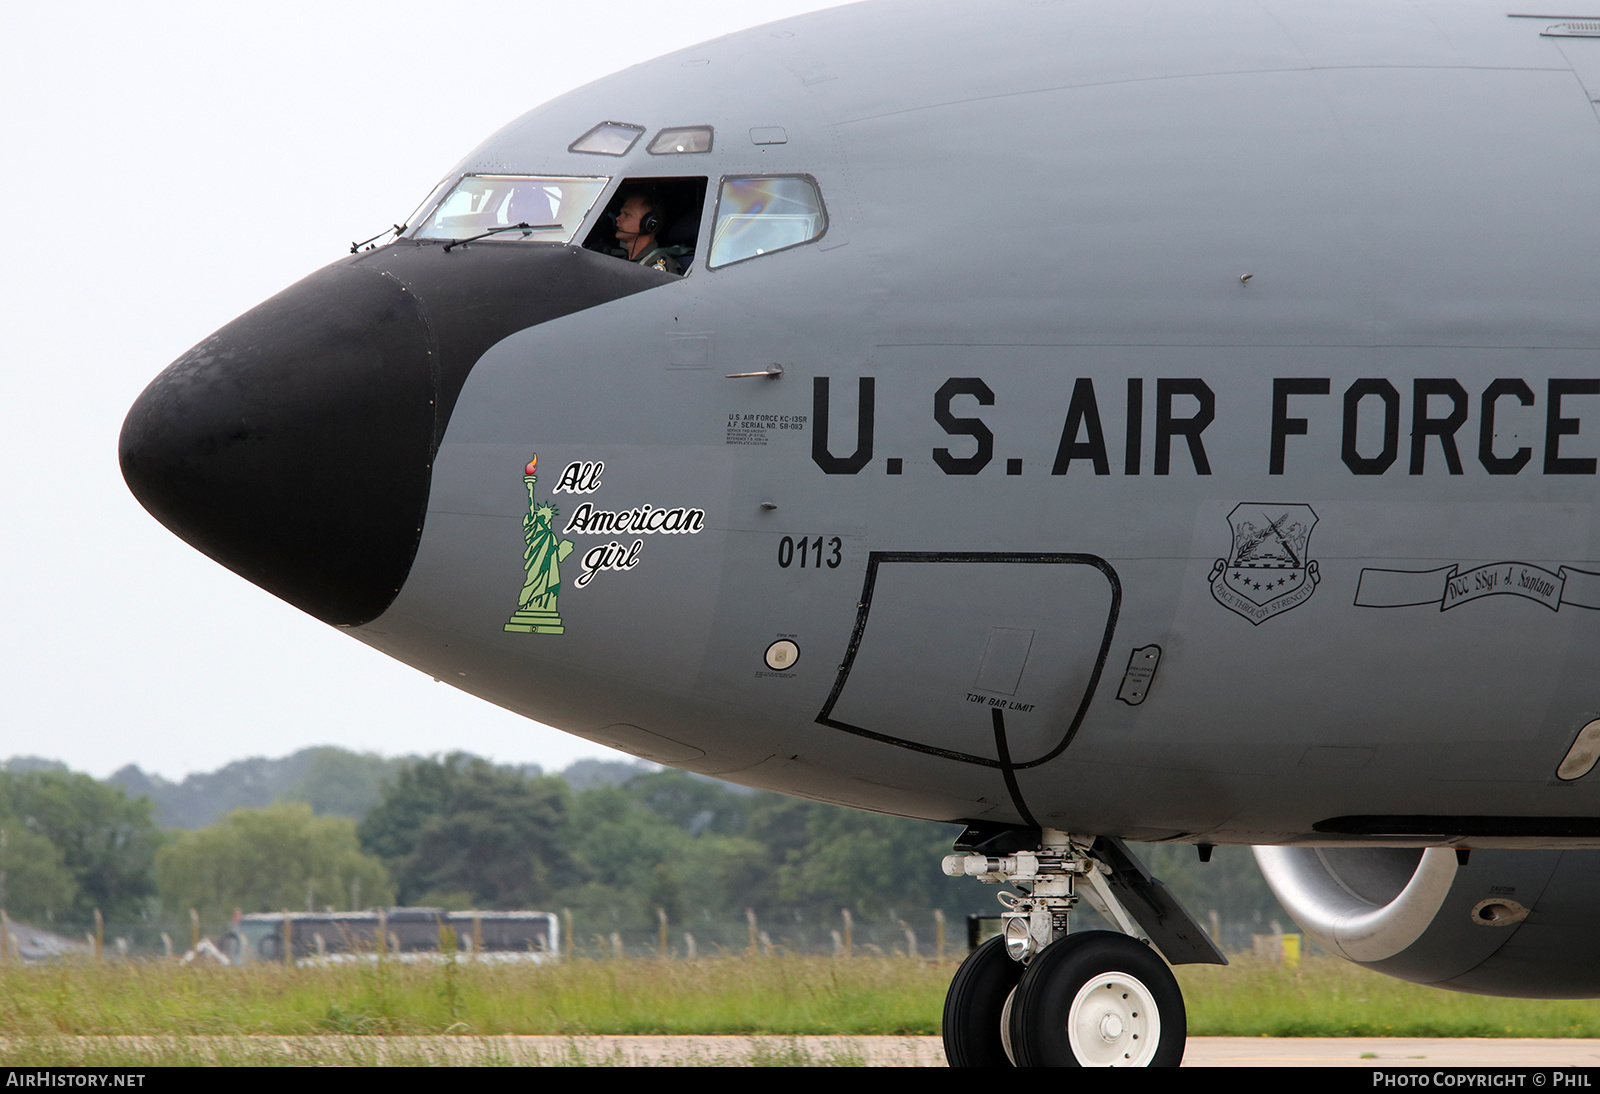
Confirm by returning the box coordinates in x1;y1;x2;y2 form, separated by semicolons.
0;0;846;780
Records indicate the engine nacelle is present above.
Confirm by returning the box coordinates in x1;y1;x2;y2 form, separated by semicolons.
1254;845;1600;997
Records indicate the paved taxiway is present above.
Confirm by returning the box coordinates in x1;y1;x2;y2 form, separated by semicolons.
364;1035;1600;1065
18;1035;1600;1066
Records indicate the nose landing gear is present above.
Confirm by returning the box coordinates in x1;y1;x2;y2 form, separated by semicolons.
941;827;1219;1067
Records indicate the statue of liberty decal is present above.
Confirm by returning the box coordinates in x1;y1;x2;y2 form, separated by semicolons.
505;455;576;634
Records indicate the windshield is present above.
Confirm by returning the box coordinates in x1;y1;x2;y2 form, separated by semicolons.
409;175;609;244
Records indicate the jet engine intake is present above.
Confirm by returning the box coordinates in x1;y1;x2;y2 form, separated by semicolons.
1254;845;1600;998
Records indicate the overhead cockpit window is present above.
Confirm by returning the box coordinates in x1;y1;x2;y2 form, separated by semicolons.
569;122;646;156
648;126;714;155
707;176;826;268
408;175;609;245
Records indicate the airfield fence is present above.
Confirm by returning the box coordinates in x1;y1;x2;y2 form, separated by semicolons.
4;914;961;963
1;906;1307;964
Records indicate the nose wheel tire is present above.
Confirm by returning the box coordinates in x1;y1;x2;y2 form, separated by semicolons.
1007;931;1186;1067
942;935;1023;1067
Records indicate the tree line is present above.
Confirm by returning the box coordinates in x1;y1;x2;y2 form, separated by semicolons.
0;752;1291;951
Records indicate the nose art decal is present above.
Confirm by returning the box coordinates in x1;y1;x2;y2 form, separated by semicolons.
505;455;577;634
503;454;710;635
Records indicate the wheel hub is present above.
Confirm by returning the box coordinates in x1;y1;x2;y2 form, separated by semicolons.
1068;973;1160;1066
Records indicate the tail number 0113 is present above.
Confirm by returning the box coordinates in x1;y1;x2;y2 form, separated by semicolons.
778;536;842;569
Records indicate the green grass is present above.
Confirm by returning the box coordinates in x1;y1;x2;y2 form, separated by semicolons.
1179;956;1600;1039
0;956;946;1038
6;953;1600;1066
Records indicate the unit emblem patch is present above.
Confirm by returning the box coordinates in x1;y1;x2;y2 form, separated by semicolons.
1208;503;1320;625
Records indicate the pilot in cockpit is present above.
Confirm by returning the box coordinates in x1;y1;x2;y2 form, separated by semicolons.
611;188;683;275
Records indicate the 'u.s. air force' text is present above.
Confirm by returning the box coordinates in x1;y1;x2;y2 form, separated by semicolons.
810;376;1600;477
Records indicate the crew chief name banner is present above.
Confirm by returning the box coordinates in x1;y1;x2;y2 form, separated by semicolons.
1354;562;1600;613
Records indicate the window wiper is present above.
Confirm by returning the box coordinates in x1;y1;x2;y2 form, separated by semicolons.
442;222;562;252
350;224;407;254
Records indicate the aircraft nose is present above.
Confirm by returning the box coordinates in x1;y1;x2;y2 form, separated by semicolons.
122;242;671;626
119;263;436;627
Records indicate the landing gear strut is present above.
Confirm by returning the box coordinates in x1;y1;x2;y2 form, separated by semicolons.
941;827;1207;1067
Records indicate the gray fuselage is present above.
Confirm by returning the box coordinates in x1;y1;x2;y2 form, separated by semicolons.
126;0;1600;849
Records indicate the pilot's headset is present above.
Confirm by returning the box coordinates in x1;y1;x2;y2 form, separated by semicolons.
640;202;663;236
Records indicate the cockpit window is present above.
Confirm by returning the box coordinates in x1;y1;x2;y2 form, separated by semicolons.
569;122;645;156
408;175;609;244
648;126;714;155
707;176;827;268
401;175;456;236
581;177;707;275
